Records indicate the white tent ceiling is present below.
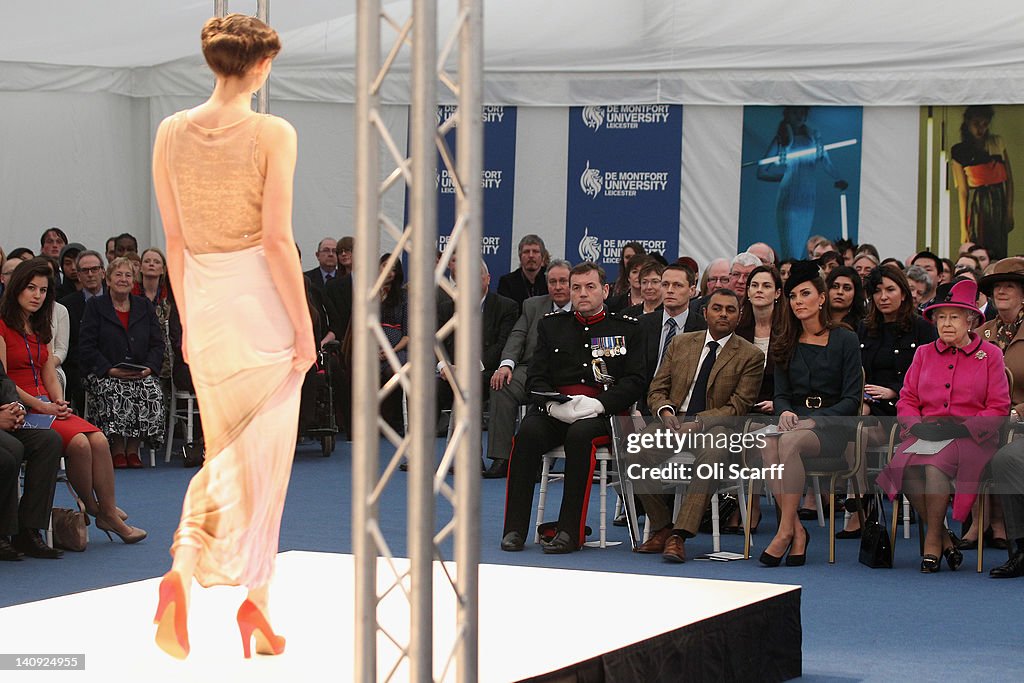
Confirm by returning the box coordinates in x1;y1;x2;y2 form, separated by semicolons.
3;0;1024;105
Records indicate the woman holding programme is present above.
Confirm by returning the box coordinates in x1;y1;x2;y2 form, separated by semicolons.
877;279;1009;572
151;15;314;659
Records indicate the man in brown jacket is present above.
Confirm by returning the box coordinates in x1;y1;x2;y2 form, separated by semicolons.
633;289;764;562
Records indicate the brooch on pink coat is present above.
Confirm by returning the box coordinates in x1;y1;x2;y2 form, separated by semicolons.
976;350;987;360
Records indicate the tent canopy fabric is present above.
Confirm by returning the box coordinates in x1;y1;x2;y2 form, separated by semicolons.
3;1;1024;105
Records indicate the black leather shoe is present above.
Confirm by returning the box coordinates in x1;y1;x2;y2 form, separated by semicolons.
798;508;818;521
541;530;577;554
13;529;63;559
500;531;525;552
612;511;628;527
786;527;810;567
483;459;508;479
990;550;1024;578
835;528;862;540
0;537;24;561
943;530;963;571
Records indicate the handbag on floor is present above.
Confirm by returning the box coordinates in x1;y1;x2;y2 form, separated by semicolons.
858;495;892;568
51;481;88;552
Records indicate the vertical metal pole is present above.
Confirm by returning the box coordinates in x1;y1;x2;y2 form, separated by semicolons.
214;0;228;17
455;2;482;682
353;2;380;682
256;0;270;114
409;1;438;680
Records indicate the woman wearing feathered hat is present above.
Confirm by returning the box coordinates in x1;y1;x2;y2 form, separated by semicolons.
759;260;862;567
877;278;1009;572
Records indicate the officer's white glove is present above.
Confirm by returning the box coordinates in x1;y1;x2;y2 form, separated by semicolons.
573;396;605;419
546;401;577;424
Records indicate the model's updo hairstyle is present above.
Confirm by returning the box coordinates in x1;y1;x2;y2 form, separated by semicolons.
201;14;281;78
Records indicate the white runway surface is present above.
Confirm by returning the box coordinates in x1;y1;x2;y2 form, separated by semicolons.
0;551;797;682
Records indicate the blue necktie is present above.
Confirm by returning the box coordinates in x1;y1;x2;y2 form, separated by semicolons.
660;318;678;364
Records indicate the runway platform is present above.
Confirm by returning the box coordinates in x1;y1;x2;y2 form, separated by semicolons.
0;551;801;681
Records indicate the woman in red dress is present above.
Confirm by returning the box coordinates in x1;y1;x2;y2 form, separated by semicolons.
0;258;145;544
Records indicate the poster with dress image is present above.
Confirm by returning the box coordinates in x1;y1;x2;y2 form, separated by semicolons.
738;106;864;260
918;105;1021;260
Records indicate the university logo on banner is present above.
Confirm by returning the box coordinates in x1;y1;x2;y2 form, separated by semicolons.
566;105;682;282
409;105;517;278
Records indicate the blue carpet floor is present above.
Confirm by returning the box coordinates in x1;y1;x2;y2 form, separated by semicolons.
3;438;1020;681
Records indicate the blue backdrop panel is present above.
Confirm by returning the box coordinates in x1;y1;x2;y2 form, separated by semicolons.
435;105;517;280
565;105;683;283
739;106;863;261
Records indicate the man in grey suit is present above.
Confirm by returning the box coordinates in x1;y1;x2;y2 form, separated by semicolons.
483;259;572;478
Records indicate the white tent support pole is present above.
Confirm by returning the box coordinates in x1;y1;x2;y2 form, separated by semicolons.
353;1;382;682
925;111;934;251
454;2;483;682
407;0;438;680
214;1;227;18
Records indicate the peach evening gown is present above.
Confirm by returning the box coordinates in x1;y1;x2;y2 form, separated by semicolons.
159;110;307;588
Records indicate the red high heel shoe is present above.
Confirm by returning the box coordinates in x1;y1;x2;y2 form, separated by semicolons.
153;571;189;659
237;599;286;658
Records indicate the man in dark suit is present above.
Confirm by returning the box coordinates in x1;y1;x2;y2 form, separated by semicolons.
304;237;340;292
58;249;106;414
684;257;729;333
501;262;647;554
484;259;573;478
633;289;764;563
436;259;518;443
496;234;547;310
0;367;64;560
638;263;696;391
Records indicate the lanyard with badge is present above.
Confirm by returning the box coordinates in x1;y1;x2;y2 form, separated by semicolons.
20;331;47;400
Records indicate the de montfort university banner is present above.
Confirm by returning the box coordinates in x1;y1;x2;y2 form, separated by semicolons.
565;105;683;283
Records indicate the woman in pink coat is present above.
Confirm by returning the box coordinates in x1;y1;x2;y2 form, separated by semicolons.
877;278;1009;572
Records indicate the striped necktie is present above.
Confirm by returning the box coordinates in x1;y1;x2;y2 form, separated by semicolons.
660;318;678;364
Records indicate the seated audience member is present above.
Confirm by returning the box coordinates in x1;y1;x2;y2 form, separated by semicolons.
778;258;795;285
827;265;866;329
728;252;761;306
805;235;830;259
971;244;993;270
638;264;697;388
851;252;879;287
759;260;861;567
747;242;777;267
56;242;86;300
607;255;653;313
877;279;1008;572
961;258;1024;550
104;237;117;265
137;248;175;381
124;251;142;281
811;239;836;260
686;257;732;332
59;250;106;414
856;243;880;260
623;260;664;317
6;248;34;261
501;262;646;554
834;238;856;267
633;289;764;562
39;227;68;263
905;265;934;310
956;253;982;273
336;236;354;278
611;242;646;297
911;251;943;305
0;365;64;559
0;258;145;543
377;254;408;436
817;250;841;279
436;258;518;442
497;235;548;309
113;232;139;258
940;258;954;285
485;260;572;478
304;237;339;292
79;258;165;469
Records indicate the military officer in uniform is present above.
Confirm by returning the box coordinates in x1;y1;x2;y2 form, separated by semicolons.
501;262;647;554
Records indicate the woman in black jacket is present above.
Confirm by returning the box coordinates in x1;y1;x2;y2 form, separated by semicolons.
79;258;165;468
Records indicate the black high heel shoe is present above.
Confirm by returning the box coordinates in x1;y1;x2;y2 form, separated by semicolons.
943;530;963;571
786;526;810;566
759;534;794;567
920;554;941;573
